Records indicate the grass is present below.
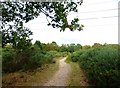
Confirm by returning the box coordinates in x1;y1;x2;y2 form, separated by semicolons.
66;61;89;86
2;57;60;86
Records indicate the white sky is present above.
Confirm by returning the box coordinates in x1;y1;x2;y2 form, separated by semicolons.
24;0;119;46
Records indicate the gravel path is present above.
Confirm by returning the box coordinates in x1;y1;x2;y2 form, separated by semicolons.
43;57;71;86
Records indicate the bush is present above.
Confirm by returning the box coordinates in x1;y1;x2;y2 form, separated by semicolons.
69;49;87;62
44;52;54;63
2;47;16;73
23;51;44;70
2;46;57;73
46;50;68;58
70;45;120;86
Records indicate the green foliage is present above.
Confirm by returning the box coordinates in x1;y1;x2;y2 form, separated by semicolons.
34;40;43;50
68;49;86;62
45;42;59;51
2;26;32;48
2;47;16;73
0;47;2;56
1;1;84;48
2;46;34;73
46;50;68;58
23;51;44;70
2;44;57;73
92;43;102;48
82;45;91;49
59;43;82;53
1;2;83;32
68;45;120;86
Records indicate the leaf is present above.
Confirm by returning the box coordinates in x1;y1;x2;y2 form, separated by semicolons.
47;23;51;26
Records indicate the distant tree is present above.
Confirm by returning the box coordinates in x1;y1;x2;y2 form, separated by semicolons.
45;42;59;51
52;41;59;50
59;44;68;52
75;44;82;50
83;45;91;49
103;43;107;46
34;40;43;50
67;43;75;53
92;43;102;48
41;43;47;51
52;41;57;45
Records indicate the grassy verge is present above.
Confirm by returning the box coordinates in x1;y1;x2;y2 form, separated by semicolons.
66;61;89;86
2;57;60;86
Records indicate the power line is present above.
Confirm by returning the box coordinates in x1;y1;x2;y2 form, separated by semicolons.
81;0;118;6
25;23;117;29
79;15;118;20
36;8;118;20
84;24;117;27
78;8;119;14
34;15;118;23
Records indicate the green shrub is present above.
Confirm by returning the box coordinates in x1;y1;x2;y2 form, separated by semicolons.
2;47;16;73
23;52;44;70
69;49;87;62
70;45;120;86
2;46;57;73
46;50;68;58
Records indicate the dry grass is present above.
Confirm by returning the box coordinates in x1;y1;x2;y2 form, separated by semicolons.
2;58;60;86
67;62;89;86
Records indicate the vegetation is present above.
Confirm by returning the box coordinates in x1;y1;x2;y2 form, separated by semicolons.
2;41;119;86
67;61;89;86
2;40;67;74
1;1;83;48
2;58;60;86
1;1;119;86
67;44;120;86
1;1;84;75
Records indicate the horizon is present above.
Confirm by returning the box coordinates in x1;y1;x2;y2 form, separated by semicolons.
31;39;118;46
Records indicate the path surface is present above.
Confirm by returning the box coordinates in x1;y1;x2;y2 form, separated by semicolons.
43;57;71;86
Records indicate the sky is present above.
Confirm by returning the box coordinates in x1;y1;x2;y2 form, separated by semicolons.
24;0;119;46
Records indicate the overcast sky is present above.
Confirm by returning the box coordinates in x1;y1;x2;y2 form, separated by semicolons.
24;0;119;46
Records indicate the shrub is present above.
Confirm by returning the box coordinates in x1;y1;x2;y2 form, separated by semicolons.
44;53;54;63
70;45;120;86
2;46;57;73
46;50;68;58
23;51;45;70
2;47;16;73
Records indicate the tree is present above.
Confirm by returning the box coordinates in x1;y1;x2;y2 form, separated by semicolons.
68;43;75;52
92;43;102;48
76;44;82;49
59;44;68;52
1;23;32;49
83;45;91;49
45;42;59;51
52;41;57;45
34;40;43;50
1;1;83;47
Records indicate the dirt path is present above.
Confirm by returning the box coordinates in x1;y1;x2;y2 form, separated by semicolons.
43;57;71;86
